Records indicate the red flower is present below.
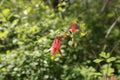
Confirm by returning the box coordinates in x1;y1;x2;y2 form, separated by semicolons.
50;35;62;58
70;22;77;33
110;75;115;80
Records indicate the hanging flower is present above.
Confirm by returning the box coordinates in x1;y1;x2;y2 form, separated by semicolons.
50;35;62;59
110;75;115;80
69;22;77;33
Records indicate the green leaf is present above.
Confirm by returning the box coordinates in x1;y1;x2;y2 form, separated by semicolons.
11;19;19;28
93;72;102;76
0;13;6;22
108;13;115;18
100;52;106;58
2;8;10;16
94;59;103;63
0;30;7;38
99;52;110;59
106;53;110;58
101;64;114;76
0;13;3;17
108;68;114;75
1;67;6;71
107;57;116;63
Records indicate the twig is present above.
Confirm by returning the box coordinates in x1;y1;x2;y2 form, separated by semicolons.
102;44;107;52
105;17;119;39
103;73;107;80
103;17;119;51
102;17;119;80
106;63;110;80
101;0;110;12
110;40;120;55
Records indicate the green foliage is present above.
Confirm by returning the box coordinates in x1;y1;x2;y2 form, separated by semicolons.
0;0;120;80
94;51;117;79
94;59;103;63
100;51;110;59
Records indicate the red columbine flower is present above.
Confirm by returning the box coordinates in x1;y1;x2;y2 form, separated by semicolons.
70;22;77;33
50;35;62;59
110;75;115;80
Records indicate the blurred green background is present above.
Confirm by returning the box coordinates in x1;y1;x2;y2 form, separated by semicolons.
0;0;120;80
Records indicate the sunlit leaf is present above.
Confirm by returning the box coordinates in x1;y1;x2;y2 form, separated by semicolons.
99;52;110;59
2;8;10;16
107;57;116;63
94;59;103;63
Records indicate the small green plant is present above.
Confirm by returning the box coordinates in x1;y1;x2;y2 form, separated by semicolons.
94;51;116;80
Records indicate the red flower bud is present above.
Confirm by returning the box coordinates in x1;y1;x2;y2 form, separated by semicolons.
70;22;77;33
110;75;115;80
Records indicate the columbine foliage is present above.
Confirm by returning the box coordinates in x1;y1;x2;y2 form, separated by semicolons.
0;0;120;80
